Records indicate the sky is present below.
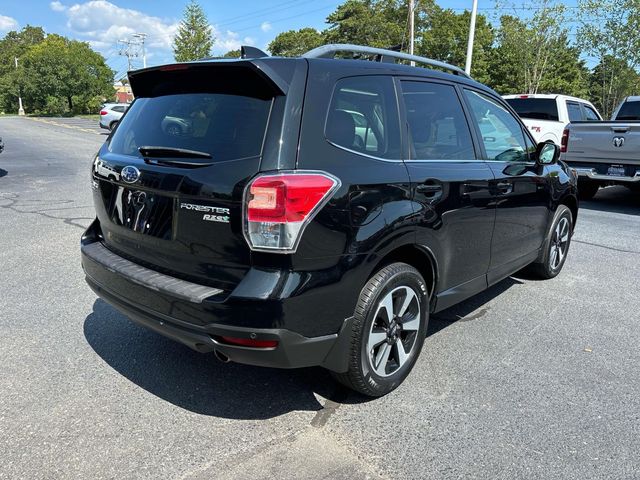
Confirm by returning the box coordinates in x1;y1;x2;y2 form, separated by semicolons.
0;0;579;80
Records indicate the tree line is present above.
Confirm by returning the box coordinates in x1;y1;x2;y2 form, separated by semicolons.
0;26;113;115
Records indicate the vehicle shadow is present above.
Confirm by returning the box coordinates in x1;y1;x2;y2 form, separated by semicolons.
84;299;342;419
85;277;522;415
579;186;639;216
0;168;7;178
428;277;523;336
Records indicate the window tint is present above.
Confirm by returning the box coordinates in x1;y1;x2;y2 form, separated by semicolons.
523;130;537;161
108;93;272;162
504;98;559;121
583;105;600;120
614;101;640;120
326;76;400;159
401;81;475;160
464;90;528;162
567;102;583;122
111;105;126;113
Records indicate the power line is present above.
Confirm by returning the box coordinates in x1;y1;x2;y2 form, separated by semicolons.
232;4;336;34
215;0;319;28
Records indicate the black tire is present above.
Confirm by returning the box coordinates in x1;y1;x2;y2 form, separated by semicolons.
578;180;599;200
331;262;429;397
109;121;118;131
528;205;573;279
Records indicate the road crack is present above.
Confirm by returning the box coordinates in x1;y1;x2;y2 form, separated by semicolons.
0;192;93;230
573;239;640;255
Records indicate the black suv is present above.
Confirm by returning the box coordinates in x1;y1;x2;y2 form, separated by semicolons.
81;45;578;397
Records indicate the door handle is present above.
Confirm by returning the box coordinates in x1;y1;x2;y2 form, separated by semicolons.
416;182;444;202
611;126;630;133
495;181;513;195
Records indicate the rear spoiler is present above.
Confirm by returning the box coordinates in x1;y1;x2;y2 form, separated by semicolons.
128;60;290;99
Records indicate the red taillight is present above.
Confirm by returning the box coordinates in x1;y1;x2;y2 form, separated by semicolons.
219;336;278;349
244;171;340;252
100;110;107;115
519;95;529;99
561;128;569;153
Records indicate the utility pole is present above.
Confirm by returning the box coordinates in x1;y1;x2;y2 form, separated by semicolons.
118;38;135;71
117;33;147;71
133;33;147;68
409;0;415;66
465;0;478;76
15;57;25;116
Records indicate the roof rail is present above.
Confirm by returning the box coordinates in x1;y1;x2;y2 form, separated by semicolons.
303;44;470;78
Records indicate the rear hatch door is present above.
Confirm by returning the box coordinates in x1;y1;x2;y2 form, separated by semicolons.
92;61;294;290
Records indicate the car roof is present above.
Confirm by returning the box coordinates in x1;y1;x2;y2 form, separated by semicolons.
503;93;595;104
132;55;501;102
624;96;640;103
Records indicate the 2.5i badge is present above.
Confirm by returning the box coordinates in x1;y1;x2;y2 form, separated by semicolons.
180;202;230;223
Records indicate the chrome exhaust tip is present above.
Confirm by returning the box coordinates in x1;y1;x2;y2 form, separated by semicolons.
214;349;230;363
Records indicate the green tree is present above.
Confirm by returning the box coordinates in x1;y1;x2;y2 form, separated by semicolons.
21;35;113;114
173;1;214;62
589;56;640;117
489;4;588;96
221;49;240;58
268;28;325;57
0;25;45;112
324;0;437;51
419;9;493;83
578;0;640;117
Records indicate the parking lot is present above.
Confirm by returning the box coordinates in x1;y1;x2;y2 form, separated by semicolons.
1;116;639;479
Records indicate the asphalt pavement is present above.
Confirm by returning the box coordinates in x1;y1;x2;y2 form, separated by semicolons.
1;116;639;479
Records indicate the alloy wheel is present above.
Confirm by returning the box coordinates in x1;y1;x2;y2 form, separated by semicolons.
549;217;570;270
367;286;421;377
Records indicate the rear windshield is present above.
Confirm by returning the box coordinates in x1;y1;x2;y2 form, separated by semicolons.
108;93;272;161
505;98;559;121
615;101;640;120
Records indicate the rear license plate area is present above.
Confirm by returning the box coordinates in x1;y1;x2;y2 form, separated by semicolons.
607;165;626;177
109;186;173;238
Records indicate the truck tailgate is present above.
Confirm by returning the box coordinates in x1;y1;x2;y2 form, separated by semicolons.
563;121;640;165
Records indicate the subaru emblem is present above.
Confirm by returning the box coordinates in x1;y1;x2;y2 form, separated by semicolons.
121;166;141;184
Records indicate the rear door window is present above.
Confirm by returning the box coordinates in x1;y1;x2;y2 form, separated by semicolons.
582;104;600;120
614;101;640;120
325;76;401;160
464;90;529;163
504;98;559;121
401;81;475;160
567;102;583;122
108;93;272;162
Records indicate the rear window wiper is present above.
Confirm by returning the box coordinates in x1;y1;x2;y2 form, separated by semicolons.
138;146;212;159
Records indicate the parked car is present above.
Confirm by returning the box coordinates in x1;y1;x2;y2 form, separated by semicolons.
561;96;640;199
504;94;602;145
82;44;578;397
99;103;129;131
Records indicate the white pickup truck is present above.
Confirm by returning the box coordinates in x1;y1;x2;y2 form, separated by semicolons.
560;96;640;199
503;94;602;145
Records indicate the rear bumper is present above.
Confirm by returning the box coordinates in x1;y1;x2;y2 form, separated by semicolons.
568;163;640;183
80;221;354;372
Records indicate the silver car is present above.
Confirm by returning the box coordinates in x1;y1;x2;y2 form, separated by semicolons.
99;103;129;131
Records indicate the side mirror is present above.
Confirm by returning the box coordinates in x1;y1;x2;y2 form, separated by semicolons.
536;141;559;165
